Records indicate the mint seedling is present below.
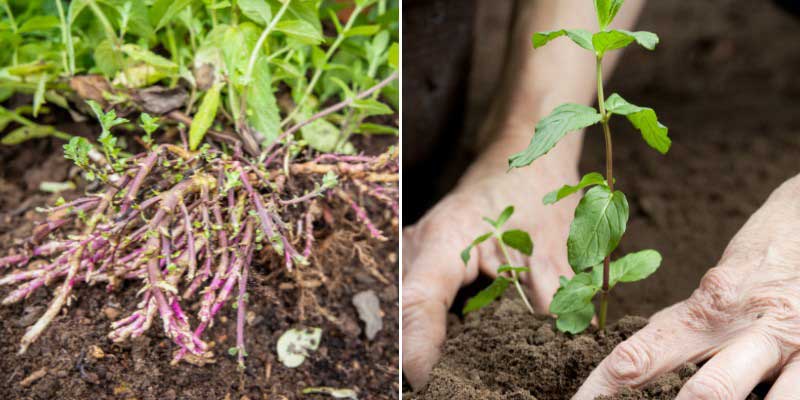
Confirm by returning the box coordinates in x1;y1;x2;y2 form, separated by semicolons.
508;0;669;332
460;206;535;314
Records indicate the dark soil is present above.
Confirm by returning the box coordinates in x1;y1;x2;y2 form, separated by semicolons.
0;138;399;399
404;0;800;398
409;295;760;400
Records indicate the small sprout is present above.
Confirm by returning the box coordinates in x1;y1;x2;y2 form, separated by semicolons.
223;170;242;192
460;206;535;315
227;347;238;356
63;137;92;168
321;171;338;190
139;113;159;146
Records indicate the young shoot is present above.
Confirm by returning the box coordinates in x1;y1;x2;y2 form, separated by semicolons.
460;206;535;315
507;0;670;333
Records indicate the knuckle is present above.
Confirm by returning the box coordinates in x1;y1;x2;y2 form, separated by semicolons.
683;267;739;329
681;368;736;400
604;338;655;386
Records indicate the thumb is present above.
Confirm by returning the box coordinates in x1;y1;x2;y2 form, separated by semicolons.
401;222;480;389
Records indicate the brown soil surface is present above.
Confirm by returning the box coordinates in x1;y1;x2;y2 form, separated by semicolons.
404;0;800;398
0;139;399;399
410;296;761;400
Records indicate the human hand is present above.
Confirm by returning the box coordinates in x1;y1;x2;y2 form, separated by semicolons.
574;174;800;400
402;131;582;389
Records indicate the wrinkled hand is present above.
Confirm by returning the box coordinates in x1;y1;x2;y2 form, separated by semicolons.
575;174;800;400
402;138;580;389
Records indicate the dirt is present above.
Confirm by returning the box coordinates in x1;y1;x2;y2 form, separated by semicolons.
0;138;399;399
404;0;800;398
410;295;765;400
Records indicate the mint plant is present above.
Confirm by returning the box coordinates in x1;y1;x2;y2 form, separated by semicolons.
507;0;669;333
0;0;399;369
460;206;535;315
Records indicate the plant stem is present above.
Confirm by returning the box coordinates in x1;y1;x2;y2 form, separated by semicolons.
243;0;291;84
280;4;365;127
1;0;18;65
54;0;74;76
596;55;614;330
497;234;535;315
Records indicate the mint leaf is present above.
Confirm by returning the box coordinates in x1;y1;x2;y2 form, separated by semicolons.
610;249;662;286
275;19;324;45
460;232;493;265
594;0;624;30
238;0;272;25
549;272;598;314
543;172;607;205
532;29;594;51
496;265;531;274
463;276;510;314
246;57;281;143
508;104;601;169
501;230;533;256
592;30;634;54
494;206;514;228
63;136;92;168
606;93;670;154
189;82;223;151
556;302;595;334
593;29;659;55
619;29;659;50
567;186;629;271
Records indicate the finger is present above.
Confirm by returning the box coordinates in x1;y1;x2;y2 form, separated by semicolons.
401;222;479;389
676;332;782;400
766;355;800;400
573;304;712;400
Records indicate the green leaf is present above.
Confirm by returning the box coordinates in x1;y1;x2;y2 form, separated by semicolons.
463;276;510;314
496;265;531;274
189;82;223;150
594;0;624;30
556;302;595;334
121;44;179;71
32;74;47;118
593;29;659;55
18;16;60;33
494;206;514;229
605;93;670;154
508;104;602;169
63;136;92;167
592;30;634;54
460;232;493;265
245;57;281;143
275;19;323;44
150;0;194;31
609;249;662;286
567;186;629;271
532;29;594;51
344;24;380;38
619;29;659;50
549;272;598;314
351;99;393;117
543;172;607;205
238;0;272;25
94;39;122;77
501;230;533;256
388;42;399;69
2;125;54;145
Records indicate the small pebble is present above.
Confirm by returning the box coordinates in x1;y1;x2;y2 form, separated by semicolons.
89;345;105;359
